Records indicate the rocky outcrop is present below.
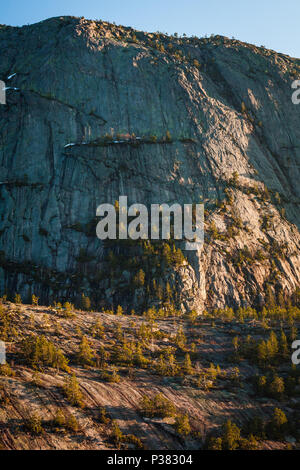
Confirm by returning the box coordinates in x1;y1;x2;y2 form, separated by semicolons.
0;16;300;311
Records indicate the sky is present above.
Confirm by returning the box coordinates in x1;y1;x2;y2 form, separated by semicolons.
1;0;300;58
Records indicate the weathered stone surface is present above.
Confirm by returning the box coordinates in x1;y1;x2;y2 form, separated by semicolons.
0;17;300;309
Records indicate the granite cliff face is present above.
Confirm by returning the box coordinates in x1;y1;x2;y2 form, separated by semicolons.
0;16;300;311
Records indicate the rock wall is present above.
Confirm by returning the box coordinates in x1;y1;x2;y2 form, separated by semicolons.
0;17;300;311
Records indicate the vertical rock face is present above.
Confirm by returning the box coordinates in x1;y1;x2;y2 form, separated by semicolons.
0;16;300;311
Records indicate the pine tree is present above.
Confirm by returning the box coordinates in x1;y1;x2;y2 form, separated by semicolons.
165;130;172;142
167;353;179;376
240;435;258;450
65;414;79;432
222;420;241;450
81;294;91;311
76;336;95;367
21;335;69;372
140;393;176;418
165;282;172;300
257;340;268;365
115;323;123;341
279;331;289;358
232;336;239;354
54;409;66;428
290;325;298;342
53;348;70;373
111;420;124;449
63;373;84;408
135;344;148;368
268;408;288;439
99;407;110;424
110;367;121;383
257;375;267;395
231;366;240;384
265;285;276;308
116;305;123;316
162;243;172;265
269;375;285;399
32;294;39;306
188;310;198;324
266;331;279;360
182;353;193;375
90;319;104;338
173;247;185;266
208;363;218;381
175;326;186;349
133;269;145;287
63;302;74;318
155;354;167;376
210;221;219;239
98;345;109;369
14;293;22;304
32;370;42;387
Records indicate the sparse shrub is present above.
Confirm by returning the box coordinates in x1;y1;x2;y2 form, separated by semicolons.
268;375;285;399
174;414;191;436
31;370;42;387
125;433;145;449
100;367;121;383
155;351;179;376
54;409;66;428
133;269;145;287
165;130;172;142
207;436;223;450
239;435;259;450
140;393;176;418
175;326;187;349
182;353;194;375
231;366;241;385
63;302;75;318
14;293;22;304
32;294;39;306
21;335;70;372
90;319;105;339
116;305;123;316
65;414;79;432
187;310;198;324
25;412;43;435
0;363;15;377
99;407;110;425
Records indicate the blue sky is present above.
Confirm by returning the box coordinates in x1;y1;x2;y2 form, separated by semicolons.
2;0;300;58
